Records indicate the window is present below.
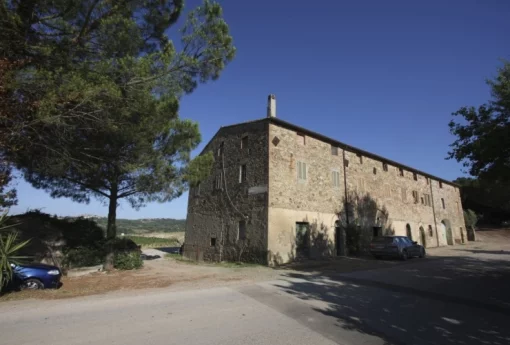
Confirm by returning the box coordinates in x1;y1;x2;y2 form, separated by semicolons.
238;220;246;241
401;187;407;202
241;136;248;149
331;145;338;156
296;133;306;145
413;173;418;181
217;142;224;157
399;168;404;177
357;154;363;164
428;225;434;237
439;181;443;189
239;164;247;183
214;172;223;190
426;177;430;185
424;194;431;206
373;167;377;175
344;159;349;167
210;237;216;247
421;197;424;205
412;190;419;203
332;170;340;187
383;162;388;172
297;161;307;180
441;198;445;209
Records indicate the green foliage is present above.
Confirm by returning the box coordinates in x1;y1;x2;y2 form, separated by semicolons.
63;247;104;268
0;214;30;290
1;1;234;252
0;164;16;212
92;217;185;234
463;209;478;229
448;62;510;181
454;177;510;223
114;251;143;270
126;236;179;248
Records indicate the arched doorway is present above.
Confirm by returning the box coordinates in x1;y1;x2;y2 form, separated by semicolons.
439;221;447;246
440;220;453;246
406;224;412;240
419;226;426;247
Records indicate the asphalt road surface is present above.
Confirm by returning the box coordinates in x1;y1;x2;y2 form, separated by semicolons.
1;243;509;345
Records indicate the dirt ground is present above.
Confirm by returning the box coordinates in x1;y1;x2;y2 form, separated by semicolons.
2;230;508;302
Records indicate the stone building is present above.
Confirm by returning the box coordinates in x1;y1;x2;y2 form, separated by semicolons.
184;95;466;264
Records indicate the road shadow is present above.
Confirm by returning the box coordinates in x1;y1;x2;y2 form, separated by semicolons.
453;249;510;255
273;254;510;345
153;246;181;254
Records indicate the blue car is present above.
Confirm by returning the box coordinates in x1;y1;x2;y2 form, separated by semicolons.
9;263;62;290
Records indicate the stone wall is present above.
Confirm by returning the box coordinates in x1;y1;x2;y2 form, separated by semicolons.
267;121;466;263
184;121;269;263
267;123;344;263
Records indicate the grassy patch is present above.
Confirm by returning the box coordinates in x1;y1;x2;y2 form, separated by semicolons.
126;236;179;248
164;254;263;268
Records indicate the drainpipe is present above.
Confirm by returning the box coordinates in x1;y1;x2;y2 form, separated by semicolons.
342;148;349;225
429;180;440;247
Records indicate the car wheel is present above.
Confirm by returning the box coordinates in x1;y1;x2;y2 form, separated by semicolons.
419;248;426;258
21;278;44;290
401;250;408;261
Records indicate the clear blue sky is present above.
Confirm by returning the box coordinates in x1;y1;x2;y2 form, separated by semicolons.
10;0;510;219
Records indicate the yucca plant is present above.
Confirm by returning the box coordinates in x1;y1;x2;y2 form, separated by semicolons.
0;215;30;291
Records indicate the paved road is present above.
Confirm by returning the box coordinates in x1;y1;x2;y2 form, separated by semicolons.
1;243;509;345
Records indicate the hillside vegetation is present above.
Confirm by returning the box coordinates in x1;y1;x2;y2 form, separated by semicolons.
89;217;185;235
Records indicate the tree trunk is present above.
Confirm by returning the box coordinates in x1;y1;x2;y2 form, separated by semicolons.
104;186;118;271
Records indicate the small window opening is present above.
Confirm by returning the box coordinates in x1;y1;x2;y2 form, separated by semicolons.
241;136;248;149
413;173;418;181
383;163;388;172
439;181;443;188
210;237;216;247
428;225;434;237
412;190;419;203
357;154;363;164
217;142;224;157
344;159;349;167
373;167;377;175
331;145;338;156
441;198;445;209
426;177;430;185
239;164;247;183
238;220;247;241
399;168;404;177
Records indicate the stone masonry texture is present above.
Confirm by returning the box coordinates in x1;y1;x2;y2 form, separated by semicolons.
184;121;269;263
185;117;466;264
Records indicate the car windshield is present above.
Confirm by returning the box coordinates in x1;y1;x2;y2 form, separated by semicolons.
372;237;394;244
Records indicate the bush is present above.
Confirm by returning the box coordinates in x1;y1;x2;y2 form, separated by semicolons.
114;251;143;270
63;247;105;268
344;224;362;256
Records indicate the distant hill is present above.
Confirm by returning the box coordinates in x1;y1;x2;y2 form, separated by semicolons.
88;217;186;234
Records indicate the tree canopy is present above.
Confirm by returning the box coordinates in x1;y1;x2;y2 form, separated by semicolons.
448;61;510;181
1;0;235;268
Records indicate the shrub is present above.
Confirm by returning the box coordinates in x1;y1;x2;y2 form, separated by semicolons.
344;223;362;256
63;247;105;268
114;251;143;270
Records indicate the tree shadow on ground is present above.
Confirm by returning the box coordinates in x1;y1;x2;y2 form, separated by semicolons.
453;248;510;255
272;254;510;345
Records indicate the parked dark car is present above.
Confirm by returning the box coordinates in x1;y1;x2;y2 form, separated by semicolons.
369;236;425;260
7;263;62;290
